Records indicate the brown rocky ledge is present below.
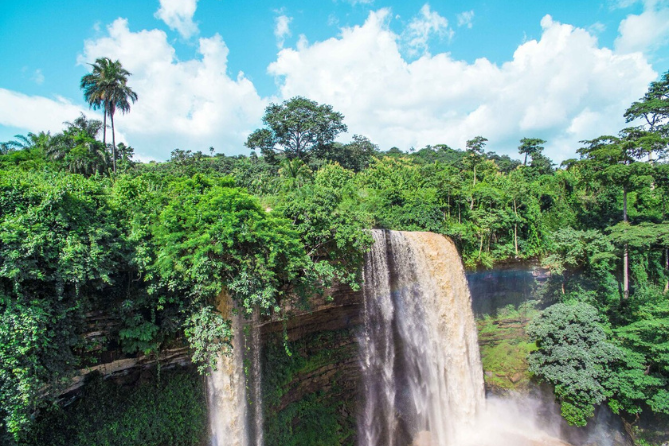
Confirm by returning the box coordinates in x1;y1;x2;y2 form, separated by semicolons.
259;281;363;341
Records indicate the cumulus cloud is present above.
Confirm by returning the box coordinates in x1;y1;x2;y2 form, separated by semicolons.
457;10;474;29
275;14;292;49
615;0;669;53
403;4;452;56
269;10;656;161
0;89;99;134
77;18;265;159
155;0;199;39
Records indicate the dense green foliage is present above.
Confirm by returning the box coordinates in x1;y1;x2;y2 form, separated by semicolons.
0;171;127;435
24;368;207;446
262;330;357;446
1;65;669;440
0;157;371;439
527;303;619;426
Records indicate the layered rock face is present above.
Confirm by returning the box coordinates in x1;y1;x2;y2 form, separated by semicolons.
64;311;191;394
260;280;363;342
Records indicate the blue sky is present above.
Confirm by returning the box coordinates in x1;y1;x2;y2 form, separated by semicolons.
1;0;669;161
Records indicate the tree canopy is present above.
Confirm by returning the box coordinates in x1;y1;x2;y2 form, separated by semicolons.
246;96;347;163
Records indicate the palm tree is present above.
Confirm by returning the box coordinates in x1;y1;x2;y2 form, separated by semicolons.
5;131;54;152
81;57;138;172
46;114;108;174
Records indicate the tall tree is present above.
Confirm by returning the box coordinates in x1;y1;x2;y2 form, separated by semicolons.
81;57;138;172
317;134;378;171
464;136;488;210
577;129;660;298
245;96;347;163
624;70;669;134
518;137;546;166
625;71;669;161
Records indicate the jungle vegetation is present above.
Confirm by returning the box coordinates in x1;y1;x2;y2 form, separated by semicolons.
0;61;668;442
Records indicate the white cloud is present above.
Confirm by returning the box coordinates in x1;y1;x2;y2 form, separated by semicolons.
610;0;642;8
0;89;99;134
269;10;656;161
615;1;669;53
457;10;474;29
155;0;199;39
327;14;340;27
32;69;45;85
403;4;452;56
275;14;292;49
588;22;606;34
343;0;374;5
76;18;265;159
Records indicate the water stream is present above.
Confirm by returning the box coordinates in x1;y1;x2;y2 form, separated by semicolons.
250;308;264;446
208;301;248;446
359;230;485;446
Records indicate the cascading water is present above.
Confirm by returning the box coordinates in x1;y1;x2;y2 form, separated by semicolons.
249;308;264;446
207;298;265;446
359;230;485;446
208;298;248;446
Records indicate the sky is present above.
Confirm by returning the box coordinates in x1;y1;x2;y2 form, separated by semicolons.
1;0;669;162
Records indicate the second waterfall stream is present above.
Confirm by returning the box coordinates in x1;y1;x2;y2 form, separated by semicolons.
359;230;485;446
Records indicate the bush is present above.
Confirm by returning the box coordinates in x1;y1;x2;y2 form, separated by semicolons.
527;302;618;426
23;367;207;446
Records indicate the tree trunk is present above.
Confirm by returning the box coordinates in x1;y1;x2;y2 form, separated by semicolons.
447;192;450;219
665;248;668;294
623;187;627;223
513;199;519;258
623;246;629;299
111;112;116;173
103;107;107;147
523;153;527;166
470;165;476;210
623;187;629;299
478;234;484;259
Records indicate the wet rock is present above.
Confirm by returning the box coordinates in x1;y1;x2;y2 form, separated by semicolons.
411;431;434;446
510;372;524;383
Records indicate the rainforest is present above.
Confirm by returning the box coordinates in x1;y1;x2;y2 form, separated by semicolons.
1;62;669;446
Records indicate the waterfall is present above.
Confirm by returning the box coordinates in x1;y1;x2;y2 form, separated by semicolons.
208;313;248;446
249;308;264;446
207;297;265;446
359;230;485;446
